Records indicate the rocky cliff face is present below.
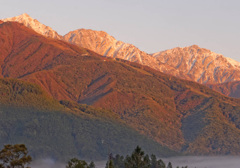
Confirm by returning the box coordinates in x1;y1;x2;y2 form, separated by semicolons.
2;13;63;40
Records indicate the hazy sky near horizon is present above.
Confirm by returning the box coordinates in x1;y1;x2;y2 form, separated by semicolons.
1;0;240;61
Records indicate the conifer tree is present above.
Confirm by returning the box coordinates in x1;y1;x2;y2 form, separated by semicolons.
157;159;166;168
124;146;150;168
167;162;172;168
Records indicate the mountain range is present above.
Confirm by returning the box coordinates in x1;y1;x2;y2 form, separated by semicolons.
1;14;240;159
3;13;240;99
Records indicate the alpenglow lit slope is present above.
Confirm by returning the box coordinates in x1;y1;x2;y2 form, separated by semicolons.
1;20;240;155
64;29;159;68
2;13;63;40
152;45;240;84
65;30;240;84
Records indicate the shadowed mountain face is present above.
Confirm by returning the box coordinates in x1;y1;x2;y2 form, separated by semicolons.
1;21;240;155
208;81;240;98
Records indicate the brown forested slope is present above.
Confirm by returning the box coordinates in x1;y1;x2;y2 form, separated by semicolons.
0;78;176;160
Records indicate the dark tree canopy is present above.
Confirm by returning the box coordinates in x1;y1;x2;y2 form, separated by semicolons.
66;158;95;168
0;144;32;168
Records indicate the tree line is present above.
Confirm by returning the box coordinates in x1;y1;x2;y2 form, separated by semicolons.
0;144;187;168
105;146;187;168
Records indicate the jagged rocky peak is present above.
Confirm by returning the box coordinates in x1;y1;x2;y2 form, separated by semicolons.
152;45;240;84
2;13;62;40
153;45;236;68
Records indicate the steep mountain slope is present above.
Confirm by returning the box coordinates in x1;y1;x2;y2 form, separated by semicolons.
0;78;175;160
1;21;240;155
0;21;89;77
2;13;63;40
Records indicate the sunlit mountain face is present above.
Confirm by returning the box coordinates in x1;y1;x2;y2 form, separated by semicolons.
4;14;240;86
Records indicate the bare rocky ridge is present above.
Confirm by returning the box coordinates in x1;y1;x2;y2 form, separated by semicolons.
2;13;63;40
64;30;240;84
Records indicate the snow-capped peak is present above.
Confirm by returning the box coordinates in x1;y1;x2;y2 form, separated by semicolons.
2;13;62;40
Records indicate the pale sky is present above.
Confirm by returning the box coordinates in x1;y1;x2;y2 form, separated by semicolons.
1;0;240;61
